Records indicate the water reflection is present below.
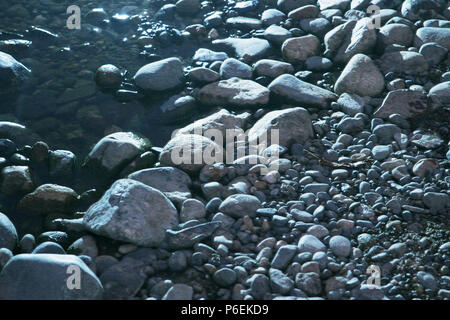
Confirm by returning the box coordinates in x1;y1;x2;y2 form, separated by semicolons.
0;0;207;158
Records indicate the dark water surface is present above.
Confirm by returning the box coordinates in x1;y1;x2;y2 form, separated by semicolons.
0;0;212;157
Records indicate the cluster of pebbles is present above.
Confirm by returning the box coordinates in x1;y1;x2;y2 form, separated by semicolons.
0;0;449;300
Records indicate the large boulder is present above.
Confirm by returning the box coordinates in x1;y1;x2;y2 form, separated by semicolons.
197;78;270;108
0;165;34;196
212;38;271;63
83;179;178;247
83;132;151;179
0;213;17;251
0;51;31;92
0;122;40;147
324;18;377;64
174;109;249;138
158;94;197;124
401;0;446;21
253;59;294;78
373;89;430;119
281;35;320;64
377;23;414;48
268;74;338;108
133;57;184;91
0;254;103;300
159;134;223;174
219;194;261;218
414;27;450;51
17;184;78;215
428;81;450;106
128;167;192;199
334;54;385;97
248;107;314;148
377;51;429;75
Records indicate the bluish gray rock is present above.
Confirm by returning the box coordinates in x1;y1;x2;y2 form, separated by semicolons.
268;74;338;108
0;213;17;251
334;54;384;97
0;51;31;92
271;245;297;269
248;107;314;147
212;38;271;63
0;254;103;299
298;235;326;253
197;78;270;107
329;235;351;257
134;57;184;91
219;194;261;218
84;132;151;179
414;27;450;51
32;241;66;254
83;179;178;247
220;58;252;80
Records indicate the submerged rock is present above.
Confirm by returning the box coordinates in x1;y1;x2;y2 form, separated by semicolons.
134;57;184;91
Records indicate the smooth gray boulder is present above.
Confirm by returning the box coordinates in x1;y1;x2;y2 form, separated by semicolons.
281;35;320;64
268;74;338;108
128;167;192;198
159;134;223;174
17;184;78;215
373;89;430;119
0;51;31;92
414;27;450;51
83;179;178;247
428;82;450;106
0;254;103;300
133;57;184;91
197;78;270;108
248;107;314;148
324;18;377;64
219;58;252;80
83;132;151;179
212;38;271;63
335;54;384;97
0;213;17;251
377;51;429;75
253;59;294;78
219;194;261;218
174;109;249;138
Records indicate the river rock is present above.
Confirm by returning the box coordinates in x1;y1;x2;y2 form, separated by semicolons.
377;51;429;75
281;35;320;64
0;254;103;299
83;132;151;179
373;89;430;119
334;54;384;97
212;38;271;63
134;58;184;91
17;184;78;215
83;179;178;247
0;51;31;92
269;74;338;108
0;213;17;251
197;78;270;108
248;107;314;147
159;134;223;174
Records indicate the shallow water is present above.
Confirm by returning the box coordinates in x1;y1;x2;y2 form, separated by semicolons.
0;0;214;157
